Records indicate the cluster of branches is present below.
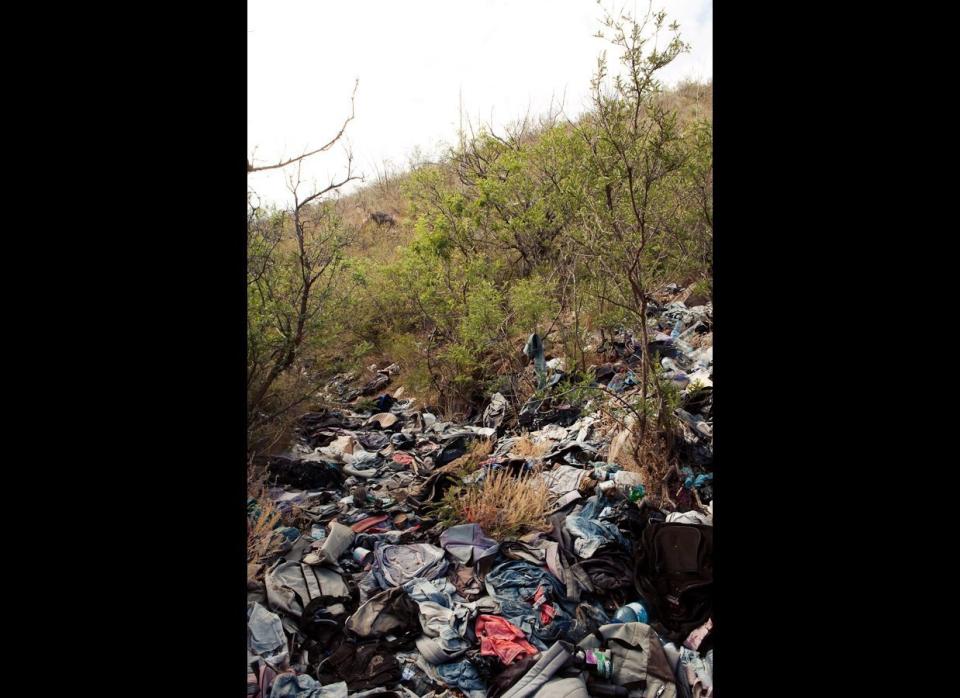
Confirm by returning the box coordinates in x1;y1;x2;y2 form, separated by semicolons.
247;80;363;455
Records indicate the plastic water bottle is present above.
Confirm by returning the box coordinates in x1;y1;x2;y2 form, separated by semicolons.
613;601;649;624
573;649;613;679
591;649;612;680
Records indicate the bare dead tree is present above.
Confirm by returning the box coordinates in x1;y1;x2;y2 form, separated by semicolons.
248;156;361;422
247;81;364;454
247;79;359;174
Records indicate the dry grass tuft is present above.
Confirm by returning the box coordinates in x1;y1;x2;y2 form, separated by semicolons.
607;417;676;498
613;441;645;475
451;468;551;540
440;438;494;476
248;499;285;565
509;433;553;459
247;472;287;565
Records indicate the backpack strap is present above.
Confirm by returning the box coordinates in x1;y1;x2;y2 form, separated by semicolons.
608;637;644;652
258;662;283;698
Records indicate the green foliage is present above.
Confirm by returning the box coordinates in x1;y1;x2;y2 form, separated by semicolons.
509;276;559;332
352;397;380;413
561;370;605;407
654;361;683;418
247;199;358;430
690;277;712;299
460;281;504;349
428;483;467;529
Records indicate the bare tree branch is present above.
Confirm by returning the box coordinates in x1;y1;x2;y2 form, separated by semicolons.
247;79;359;173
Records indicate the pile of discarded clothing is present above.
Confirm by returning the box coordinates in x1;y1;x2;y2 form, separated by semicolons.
248;293;714;698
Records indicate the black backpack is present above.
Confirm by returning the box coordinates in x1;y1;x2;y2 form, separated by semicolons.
299;594;356;649
634;522;713;645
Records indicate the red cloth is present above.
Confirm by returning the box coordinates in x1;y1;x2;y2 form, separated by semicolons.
475;614;539;665
392;453;414;466
531;585;556;625
539;602;556;625
351;514;389;533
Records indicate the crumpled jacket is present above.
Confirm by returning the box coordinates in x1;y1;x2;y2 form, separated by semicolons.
372;543;449;588
542;465;589;495
344;585;422;646
315;641;403;692
247;602;288;668
497;639;573;698
440;523;499;565
500;537;562;581
529;677;589;698
409;578;499;664
564;496;630;559
484;560;570;650
416;601;472;658
578;622;678;698
434;658;488;697
576;550;635;593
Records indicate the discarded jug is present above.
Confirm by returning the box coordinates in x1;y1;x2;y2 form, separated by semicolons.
597;480;617;495
613;601;649;624
591;463;621;481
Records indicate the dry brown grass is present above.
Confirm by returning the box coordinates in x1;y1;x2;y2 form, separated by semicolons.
660;79;713;123
452;467;551;540
247;469;288;565
509;433;553;460
606;414;677;500
247;496;285;565
440;438;494;476
340;184;414;265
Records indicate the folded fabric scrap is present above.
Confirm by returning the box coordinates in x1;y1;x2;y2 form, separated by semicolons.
269;673;347;698
372;543;449;588
476;614;540;665
440;523;499;565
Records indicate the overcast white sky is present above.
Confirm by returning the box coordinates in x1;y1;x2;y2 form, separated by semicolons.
248;0;712;207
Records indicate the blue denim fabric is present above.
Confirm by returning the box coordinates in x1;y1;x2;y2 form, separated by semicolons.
484;560;569;650
269;674;347;698
436;658;488;693
404;577;457;607
247;602;288;667
565;496;630;558
371;543;449;589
